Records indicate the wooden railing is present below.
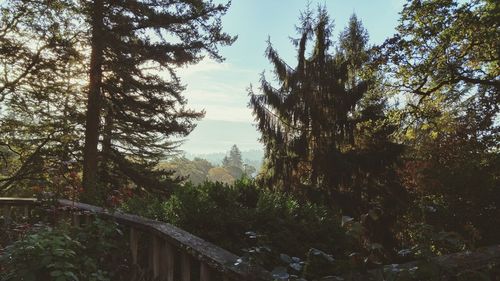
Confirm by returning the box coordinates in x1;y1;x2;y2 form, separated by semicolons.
0;197;273;281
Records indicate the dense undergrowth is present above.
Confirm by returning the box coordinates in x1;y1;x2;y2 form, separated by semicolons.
120;179;500;280
1;179;499;280
122;179;350;259
1;218;129;281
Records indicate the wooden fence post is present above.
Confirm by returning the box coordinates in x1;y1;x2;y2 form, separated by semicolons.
72;213;80;227
161;240;175;281
130;228;139;265
181;252;191;281
200;263;211;281
3;206;11;225
24;206;30;219
152;235;161;279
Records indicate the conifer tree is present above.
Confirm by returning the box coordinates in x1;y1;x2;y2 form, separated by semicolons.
250;10;407;252
226;144;243;168
250;8;364;195
249;10;405;219
79;0;236;200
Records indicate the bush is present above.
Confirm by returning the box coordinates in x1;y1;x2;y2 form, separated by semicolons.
0;218;128;281
122;179;349;260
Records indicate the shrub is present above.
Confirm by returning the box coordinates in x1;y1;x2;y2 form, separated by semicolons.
0;218;128;281
121;179;349;260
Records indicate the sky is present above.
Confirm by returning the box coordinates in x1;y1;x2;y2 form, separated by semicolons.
177;0;406;154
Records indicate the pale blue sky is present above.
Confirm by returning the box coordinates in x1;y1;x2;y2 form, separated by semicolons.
177;0;405;154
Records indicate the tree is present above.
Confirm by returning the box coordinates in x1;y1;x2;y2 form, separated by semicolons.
382;0;499;248
0;0;235;201
221;144;246;179
0;0;85;194
80;0;236;201
222;144;243;168
399;97;500;246
158;157;213;185
250;8;350;193
381;0;499;107
249;10;407;251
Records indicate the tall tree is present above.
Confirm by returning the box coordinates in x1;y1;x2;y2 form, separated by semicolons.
78;0;236;200
249;9;406;245
383;0;500;246
249;9;362;194
223;144;243;168
250;8;348;193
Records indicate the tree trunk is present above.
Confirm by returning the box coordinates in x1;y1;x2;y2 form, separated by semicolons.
82;0;104;201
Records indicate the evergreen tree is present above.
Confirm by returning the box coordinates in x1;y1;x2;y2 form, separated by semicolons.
81;0;236;200
249;10;406;224
249;8;363;195
227;144;243;168
221;144;244;179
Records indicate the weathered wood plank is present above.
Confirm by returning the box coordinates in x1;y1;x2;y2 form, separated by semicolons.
162;240;175;281
24;206;30;218
0;197;38;206
2;205;11;224
181;252;192;281
130;228;139;265
72;213;80;227
84;213;92;225
152;235;161;279
200;262;211;281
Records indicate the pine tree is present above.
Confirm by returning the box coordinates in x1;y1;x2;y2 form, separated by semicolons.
249;10;406;216
249;8;365;195
221;144;244;179
78;0;236;200
226;145;243;168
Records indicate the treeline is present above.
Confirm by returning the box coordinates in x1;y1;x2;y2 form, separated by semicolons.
158;145;257;185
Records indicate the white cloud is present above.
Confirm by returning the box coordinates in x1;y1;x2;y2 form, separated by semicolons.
176;58;230;77
174;57;259;123
189;103;255;123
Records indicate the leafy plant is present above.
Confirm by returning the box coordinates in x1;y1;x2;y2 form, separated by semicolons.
0;218;127;281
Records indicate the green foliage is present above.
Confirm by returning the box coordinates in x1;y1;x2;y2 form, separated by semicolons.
158;156;214;185
158;145;258;186
122;179;349;260
382;0;499;100
0;219;127;281
249;7;407;254
0;0;85;195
